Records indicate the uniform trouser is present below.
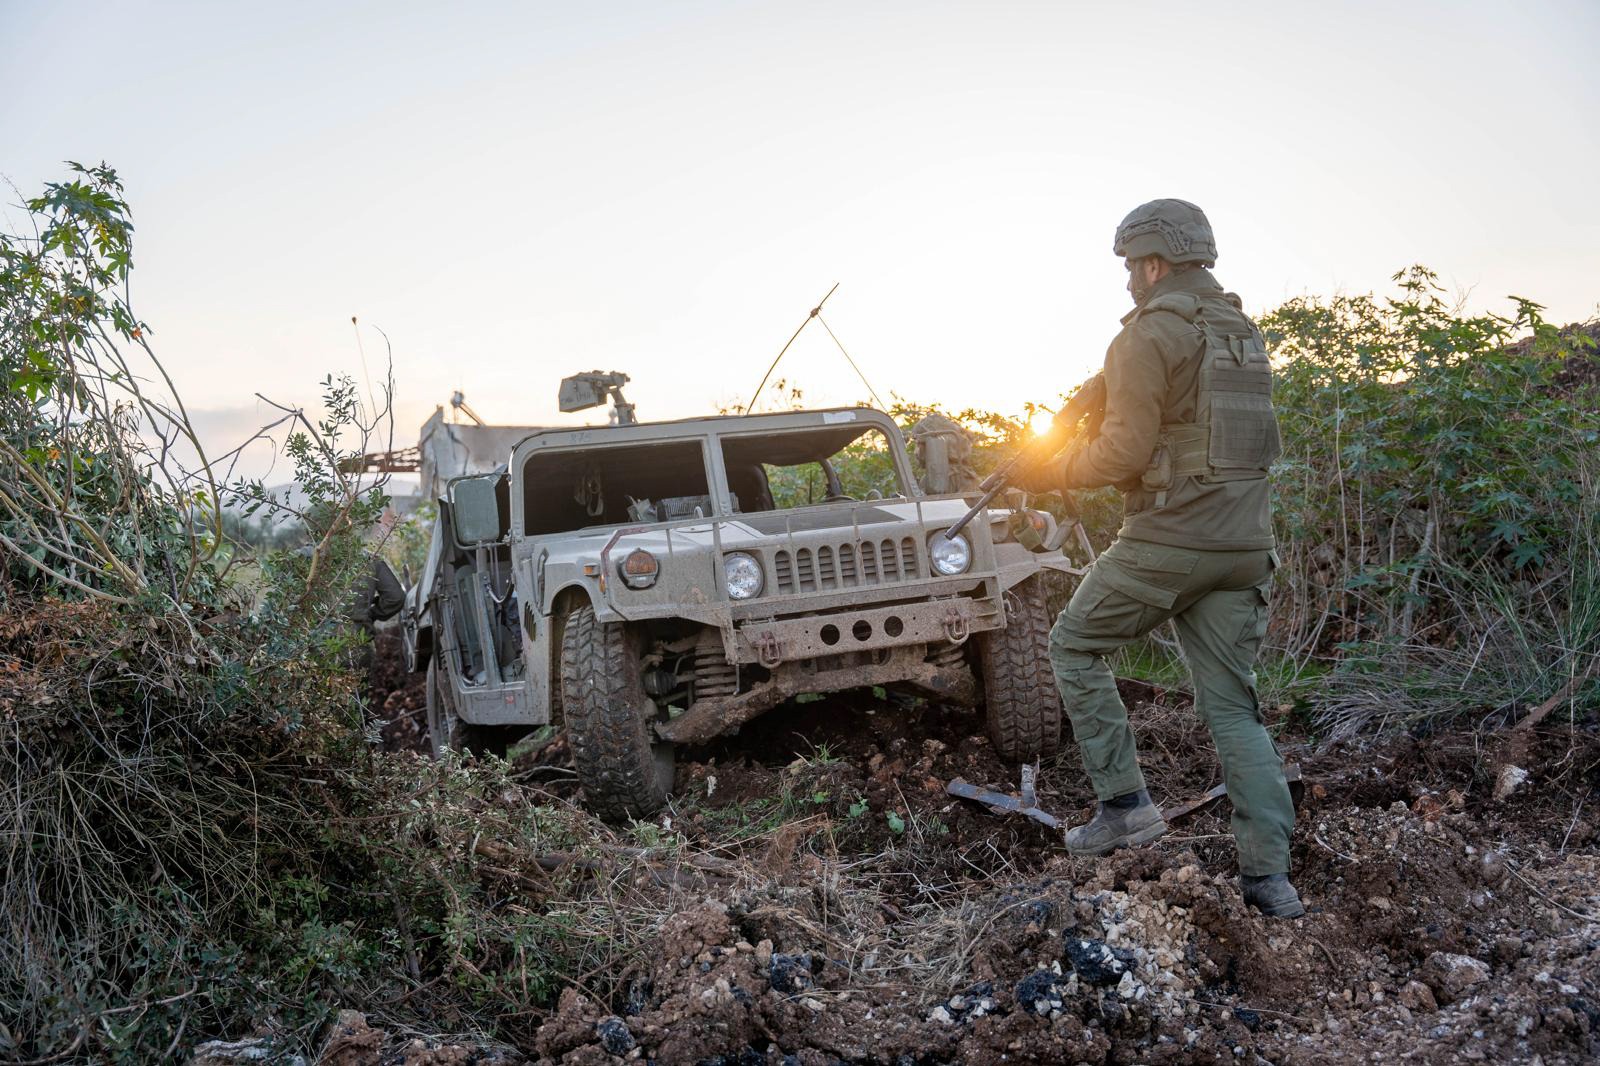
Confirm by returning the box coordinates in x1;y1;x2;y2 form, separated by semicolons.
1048;537;1295;876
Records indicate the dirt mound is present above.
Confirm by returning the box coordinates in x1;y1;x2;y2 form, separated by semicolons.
514;813;1597;1064
344;659;1598;1064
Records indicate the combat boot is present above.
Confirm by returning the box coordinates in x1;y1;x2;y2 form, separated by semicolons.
1064;790;1168;856
1241;873;1305;918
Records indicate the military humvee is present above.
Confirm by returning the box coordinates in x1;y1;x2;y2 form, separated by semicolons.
403;373;1080;821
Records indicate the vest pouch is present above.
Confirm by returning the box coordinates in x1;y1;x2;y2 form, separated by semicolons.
1141;438;1173;493
1199;330;1281;481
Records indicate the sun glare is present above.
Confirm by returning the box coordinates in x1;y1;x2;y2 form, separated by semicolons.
1027;407;1055;437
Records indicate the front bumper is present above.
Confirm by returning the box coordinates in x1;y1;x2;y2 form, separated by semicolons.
731;595;999;666
654;643;977;745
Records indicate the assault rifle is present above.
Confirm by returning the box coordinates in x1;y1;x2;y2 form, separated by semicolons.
943;374;1106;540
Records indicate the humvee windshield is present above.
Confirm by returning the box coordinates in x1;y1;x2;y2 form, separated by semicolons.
521;439;711;534
516;422;907;535
721;425;903;512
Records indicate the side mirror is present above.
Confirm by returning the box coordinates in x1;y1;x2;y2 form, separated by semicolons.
450;475;501;546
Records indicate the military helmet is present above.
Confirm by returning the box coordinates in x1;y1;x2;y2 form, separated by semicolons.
1113;198;1217;266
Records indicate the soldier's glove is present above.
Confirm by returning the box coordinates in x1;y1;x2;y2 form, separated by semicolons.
1014;453;1067;495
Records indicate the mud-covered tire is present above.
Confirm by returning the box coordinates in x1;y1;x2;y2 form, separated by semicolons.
977;576;1063;762
560;603;672;822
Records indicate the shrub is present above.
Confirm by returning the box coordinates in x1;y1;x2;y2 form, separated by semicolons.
1260;268;1600;734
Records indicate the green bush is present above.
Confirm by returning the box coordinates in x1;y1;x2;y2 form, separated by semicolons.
1260;268;1599;734
0;165;627;1062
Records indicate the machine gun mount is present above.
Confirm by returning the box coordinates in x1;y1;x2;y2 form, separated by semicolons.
559;370;638;426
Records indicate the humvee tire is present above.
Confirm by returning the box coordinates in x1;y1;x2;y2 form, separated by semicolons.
977;576;1063;762
560;602;673;821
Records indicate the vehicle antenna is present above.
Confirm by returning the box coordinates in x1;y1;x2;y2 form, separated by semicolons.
815;311;887;411
746;282;838;414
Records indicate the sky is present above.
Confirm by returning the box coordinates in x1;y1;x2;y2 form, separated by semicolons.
3;0;1597;480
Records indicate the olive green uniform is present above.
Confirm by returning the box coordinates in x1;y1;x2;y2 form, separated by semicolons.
1040;267;1295;876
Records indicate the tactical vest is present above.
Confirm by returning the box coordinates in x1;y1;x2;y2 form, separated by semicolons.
1134;291;1281;507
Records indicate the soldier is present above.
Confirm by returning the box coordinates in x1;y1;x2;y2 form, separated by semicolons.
350;554;406;641
1021;199;1303;918
910;412;980;495
299;542;406;674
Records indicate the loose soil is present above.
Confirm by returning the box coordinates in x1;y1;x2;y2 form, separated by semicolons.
372;628;430;754
352;645;1600;1066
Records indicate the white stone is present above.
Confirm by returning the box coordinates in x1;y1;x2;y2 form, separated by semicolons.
1493;765;1529;802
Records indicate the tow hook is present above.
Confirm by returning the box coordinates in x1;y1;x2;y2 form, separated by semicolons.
753;630;783;667
942;606;969;645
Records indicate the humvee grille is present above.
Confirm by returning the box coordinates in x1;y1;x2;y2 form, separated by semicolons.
772;537;921;594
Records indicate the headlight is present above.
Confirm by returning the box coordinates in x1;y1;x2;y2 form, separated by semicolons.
929;531;972;576
723;552;764;600
618;549;658;590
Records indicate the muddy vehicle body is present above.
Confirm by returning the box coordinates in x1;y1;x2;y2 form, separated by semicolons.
404;394;1080;819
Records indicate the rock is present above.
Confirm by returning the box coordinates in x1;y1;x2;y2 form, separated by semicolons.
1014;969;1067;1016
768;952;814;995
188;1039;280;1065
1412;793;1444;821
594;1016;635;1056
1419;952;1490;1004
623;976;653;1016
317;1011;383;1066
1493;765;1529;802
1480;851;1508;887
1399;980;1438;1012
1014;897;1056;926
935;979;999;1023
1064;937;1133;986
